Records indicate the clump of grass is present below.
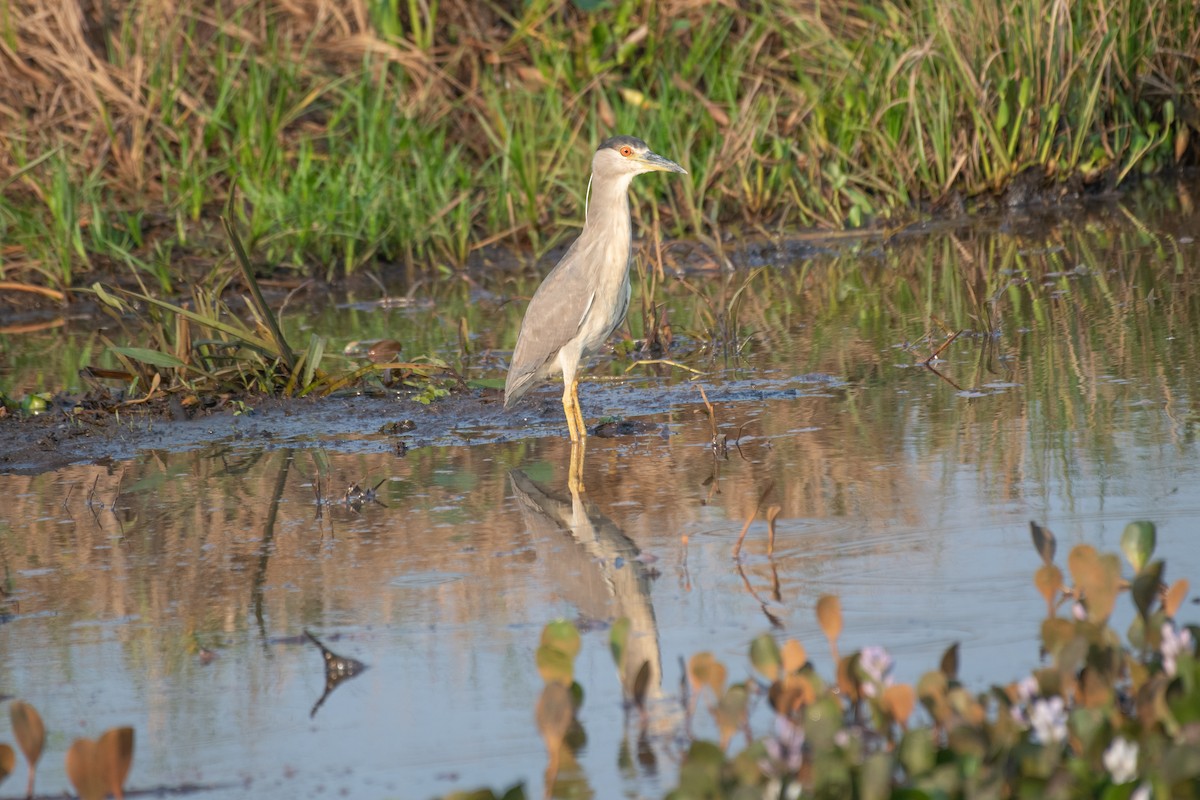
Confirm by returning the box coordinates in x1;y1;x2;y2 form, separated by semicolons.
1;0;1195;288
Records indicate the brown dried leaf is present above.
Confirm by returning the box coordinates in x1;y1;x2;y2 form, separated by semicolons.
65;738;107;800
688;652;727;698
1030;520;1056;565
781;639;807;674
882;684;916;727
1068;545;1120;623
10;700;45;771
816;595;842;651
97;727;135;799
0;743;14;784
1034;564;1063;613
1165;578;1189;618
940;642;960;682
770;674;816;714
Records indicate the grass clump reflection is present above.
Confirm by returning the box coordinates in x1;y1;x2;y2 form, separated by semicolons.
445;520;1199;799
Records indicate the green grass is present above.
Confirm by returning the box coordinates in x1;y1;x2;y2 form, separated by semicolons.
0;0;1196;289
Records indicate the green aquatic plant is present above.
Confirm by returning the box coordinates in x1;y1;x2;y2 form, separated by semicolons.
441;520;1199;799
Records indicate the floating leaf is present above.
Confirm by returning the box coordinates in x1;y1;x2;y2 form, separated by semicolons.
688;653;727;698
917;671;949;725
816;595;843;657
940;642;960;682
882;684;917;727
781;639;807;674
10;700;44;798
749;634;781;682
98;727;135;799
1121;521;1156;572
0;743;13;786
1030;520;1056;565
65;738;107;800
770;674;816;714
1165;579;1190;618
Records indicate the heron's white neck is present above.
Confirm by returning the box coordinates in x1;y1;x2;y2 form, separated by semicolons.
583;172;636;235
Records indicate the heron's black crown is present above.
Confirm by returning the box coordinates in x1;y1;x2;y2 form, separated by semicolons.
597;135;648;152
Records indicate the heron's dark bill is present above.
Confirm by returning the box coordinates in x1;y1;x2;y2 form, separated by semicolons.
637;151;688;175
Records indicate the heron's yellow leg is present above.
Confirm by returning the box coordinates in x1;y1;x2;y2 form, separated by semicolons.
570;378;587;442
562;382;580;442
568;439;586;494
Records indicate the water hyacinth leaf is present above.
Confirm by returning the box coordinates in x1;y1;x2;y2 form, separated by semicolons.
1131;560;1165;621
0;743;13;785
816;594;843;652
781;639;807;674
9;700;44;798
1121;521;1156;572
898;727;936;777
917;670;950;725
1068;545;1120;623
609;617;631;669
861;751;894;800
770;674;816;714
940;642;960;682
1040;617;1075;655
882;684;917;727
749;634;781;682
1030;520;1056;565
1034;564;1063;613
714;684;749;750
65;738;107;800
1165;579;1190;618
98;726;134;799
675;740;724;794
837;653;861;702
687;652;727;698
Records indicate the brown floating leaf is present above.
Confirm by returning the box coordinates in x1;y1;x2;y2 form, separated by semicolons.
10;700;44;798
917;670;950;726
940;642;960;683
882;683;917;728
1131;561;1165;621
688;652;727;699
749;634;782;682
98;726;135;799
1030;521;1056;565
816;595;843;660
65;738;107;800
770;674;816;715
1165;578;1190;618
781;639;807;675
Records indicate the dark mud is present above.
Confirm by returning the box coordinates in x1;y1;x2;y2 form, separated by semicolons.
0;374;843;474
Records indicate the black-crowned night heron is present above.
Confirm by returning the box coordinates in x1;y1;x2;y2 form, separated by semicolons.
503;136;686;442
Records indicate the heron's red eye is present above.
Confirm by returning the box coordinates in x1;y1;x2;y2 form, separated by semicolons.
620;146;633;157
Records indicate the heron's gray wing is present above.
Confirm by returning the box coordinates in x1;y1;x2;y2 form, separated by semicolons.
504;238;598;406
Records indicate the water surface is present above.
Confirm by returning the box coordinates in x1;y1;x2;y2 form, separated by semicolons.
2;180;1200;798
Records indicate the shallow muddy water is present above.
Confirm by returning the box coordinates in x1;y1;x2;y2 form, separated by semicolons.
3;179;1200;798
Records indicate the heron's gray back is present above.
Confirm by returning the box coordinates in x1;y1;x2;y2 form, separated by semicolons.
504;205;633;406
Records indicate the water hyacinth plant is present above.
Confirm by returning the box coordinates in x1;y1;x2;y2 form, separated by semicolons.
444;520;1199;799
